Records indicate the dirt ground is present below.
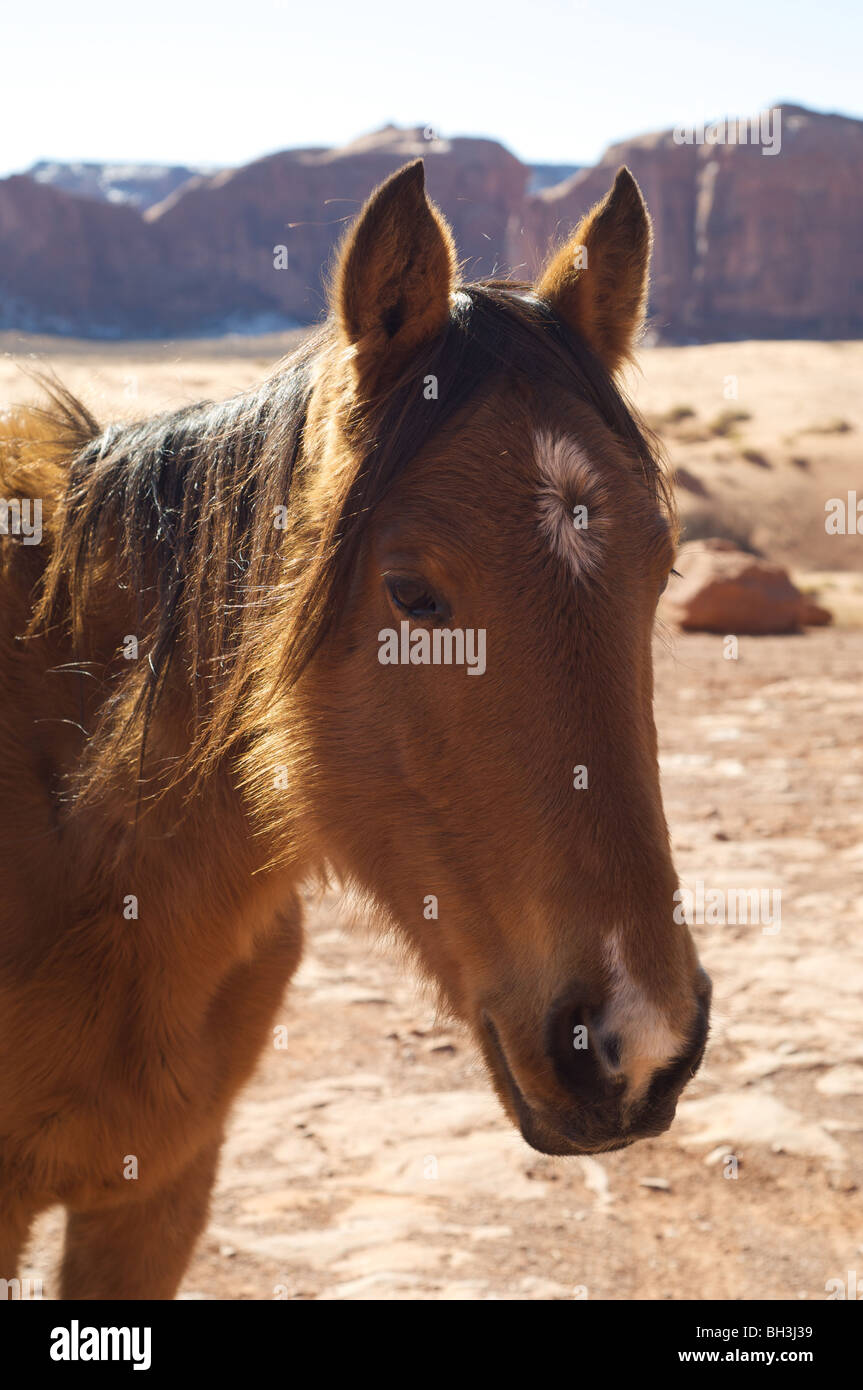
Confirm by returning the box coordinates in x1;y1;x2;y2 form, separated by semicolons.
5;336;862;1300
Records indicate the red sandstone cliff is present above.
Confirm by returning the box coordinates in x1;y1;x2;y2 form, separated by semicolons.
1;106;860;340
512;105;863;340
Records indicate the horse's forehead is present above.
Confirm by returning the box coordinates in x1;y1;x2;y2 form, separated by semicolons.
534;430;611;580
531;427;674;582
376;393;667;580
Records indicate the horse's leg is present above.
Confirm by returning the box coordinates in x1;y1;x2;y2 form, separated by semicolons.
0;1202;33;1298
60;902;303;1300
60;1137;222;1301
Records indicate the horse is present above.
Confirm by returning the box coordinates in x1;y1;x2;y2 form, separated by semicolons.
0;159;711;1300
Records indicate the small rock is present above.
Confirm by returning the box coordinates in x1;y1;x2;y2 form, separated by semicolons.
661;539;832;634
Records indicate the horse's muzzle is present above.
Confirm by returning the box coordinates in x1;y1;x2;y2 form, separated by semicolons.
480;969;711;1156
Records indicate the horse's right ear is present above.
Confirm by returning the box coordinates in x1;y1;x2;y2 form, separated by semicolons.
332;160;457;394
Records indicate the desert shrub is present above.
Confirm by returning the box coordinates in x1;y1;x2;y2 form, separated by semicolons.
662;404;697;424
804;418;853;434
708;408;752;437
679;505;761;554
740;447;771;468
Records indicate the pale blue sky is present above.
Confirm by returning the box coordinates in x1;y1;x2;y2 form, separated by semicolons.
3;0;860;175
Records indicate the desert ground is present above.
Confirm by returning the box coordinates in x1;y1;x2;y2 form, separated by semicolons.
3;333;861;1300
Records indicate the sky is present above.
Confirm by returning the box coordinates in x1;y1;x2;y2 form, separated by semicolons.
2;0;861;176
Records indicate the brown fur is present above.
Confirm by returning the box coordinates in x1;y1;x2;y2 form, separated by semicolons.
0;163;708;1299
537;167;653;373
333;160;458;392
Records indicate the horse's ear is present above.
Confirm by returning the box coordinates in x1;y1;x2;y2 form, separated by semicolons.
536;167;652;374
332;159;457;393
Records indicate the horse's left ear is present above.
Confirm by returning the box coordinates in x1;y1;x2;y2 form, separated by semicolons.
536;167;652;375
332;159;457;394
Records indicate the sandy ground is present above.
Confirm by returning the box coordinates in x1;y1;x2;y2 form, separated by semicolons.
4;336;862;1301
622;340;863;574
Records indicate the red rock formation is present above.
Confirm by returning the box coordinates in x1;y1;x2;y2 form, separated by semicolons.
512;105;863;341
1;107;861;339
0;175;163;335
660;539;832;634
684;106;863;339
509;130;701;332
144;127;527;327
25;161;207;213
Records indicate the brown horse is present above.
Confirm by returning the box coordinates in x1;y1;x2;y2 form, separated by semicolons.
0;160;710;1300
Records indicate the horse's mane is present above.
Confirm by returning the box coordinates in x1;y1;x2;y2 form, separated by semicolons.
29;284;671;808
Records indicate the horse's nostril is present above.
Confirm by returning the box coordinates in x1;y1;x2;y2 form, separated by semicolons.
602;1032;622;1070
546;994;622;1101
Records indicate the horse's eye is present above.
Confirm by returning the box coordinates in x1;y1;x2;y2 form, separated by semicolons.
659;567;681;596
385;574;449;622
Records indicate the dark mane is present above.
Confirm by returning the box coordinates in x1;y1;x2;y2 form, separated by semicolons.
32;284;670;804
